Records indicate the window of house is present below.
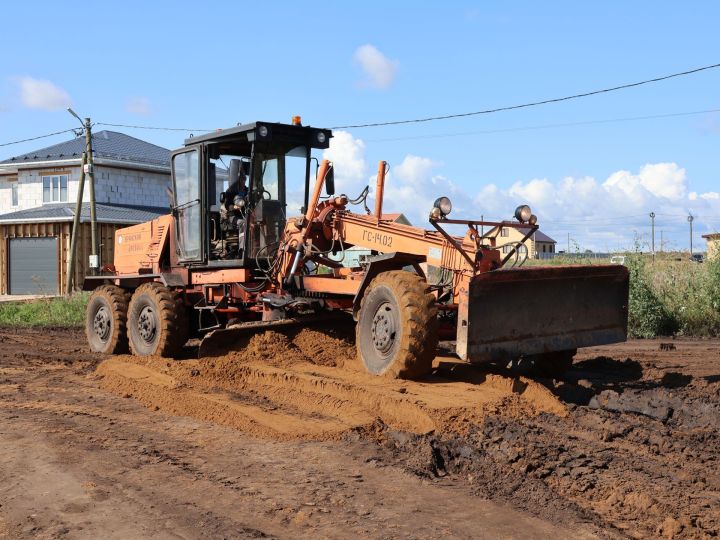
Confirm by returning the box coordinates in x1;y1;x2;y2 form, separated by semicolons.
42;174;69;202
500;227;509;237
503;245;512;254
543;244;547;252
9;178;18;206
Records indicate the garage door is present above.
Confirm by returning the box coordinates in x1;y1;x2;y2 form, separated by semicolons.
9;238;59;295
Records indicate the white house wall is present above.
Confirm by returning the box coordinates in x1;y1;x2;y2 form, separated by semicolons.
0;165;170;214
94;167;170;207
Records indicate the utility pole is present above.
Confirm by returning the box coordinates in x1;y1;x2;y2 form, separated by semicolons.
567;232;570;253
660;230;664;253
67;108;99;278
65;152;87;295
688;214;694;254
649;212;655;259
85;117;98;271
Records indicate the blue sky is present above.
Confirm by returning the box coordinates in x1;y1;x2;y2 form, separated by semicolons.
1;1;719;251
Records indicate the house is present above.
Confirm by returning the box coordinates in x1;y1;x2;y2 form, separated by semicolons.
485;224;557;259
703;233;720;260
0;131;171;295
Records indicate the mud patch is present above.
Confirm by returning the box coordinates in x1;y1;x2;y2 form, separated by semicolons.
355;343;720;538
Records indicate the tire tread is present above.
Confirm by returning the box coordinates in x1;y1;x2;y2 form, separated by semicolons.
356;270;438;379
128;282;188;357
86;285;129;354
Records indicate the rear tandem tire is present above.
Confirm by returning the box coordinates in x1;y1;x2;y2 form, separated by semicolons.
127;282;188;357
86;285;130;354
356;270;438;379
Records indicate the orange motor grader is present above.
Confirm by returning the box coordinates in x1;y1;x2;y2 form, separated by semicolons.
84;119;628;378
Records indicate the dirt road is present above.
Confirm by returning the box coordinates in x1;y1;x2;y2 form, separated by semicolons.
1;327;718;538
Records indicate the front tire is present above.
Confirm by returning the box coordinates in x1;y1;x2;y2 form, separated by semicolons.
128;282;188;357
86;285;129;354
357;271;438;379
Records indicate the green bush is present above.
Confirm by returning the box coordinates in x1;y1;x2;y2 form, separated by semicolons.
626;255;679;338
529;251;720;337
0;293;88;328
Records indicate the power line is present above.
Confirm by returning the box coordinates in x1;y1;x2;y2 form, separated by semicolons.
332;62;720;129
2;63;719;154
0;128;77;147
365;108;720;142
96;122;214;132
96;106;720;139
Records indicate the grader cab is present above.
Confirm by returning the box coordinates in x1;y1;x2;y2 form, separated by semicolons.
84;119;628;379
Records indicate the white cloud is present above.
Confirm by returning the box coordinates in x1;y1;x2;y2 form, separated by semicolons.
14;76;71;111
323;130;368;196
380;155;463;222
125;96;152;115
603;163;686;201
472;163;720;251
316;130;719;251
284;131;369;216
353;44;399;89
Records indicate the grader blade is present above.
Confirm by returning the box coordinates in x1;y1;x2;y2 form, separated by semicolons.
456;265;629;363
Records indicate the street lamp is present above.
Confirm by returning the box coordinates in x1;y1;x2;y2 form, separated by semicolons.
688;214;694;255
649;212;655;257
67;107;82;124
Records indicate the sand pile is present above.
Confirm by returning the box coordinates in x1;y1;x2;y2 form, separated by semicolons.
95;328;565;442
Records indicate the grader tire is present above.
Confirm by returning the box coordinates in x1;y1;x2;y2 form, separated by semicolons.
357;270;438;379
128;282;188;357
86;285;130;354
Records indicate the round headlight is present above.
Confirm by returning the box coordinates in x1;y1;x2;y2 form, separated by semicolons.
528;214;537;226
433;196;452;216
317;131;326;144
430;207;443;220
258;125;269;137
514;204;532;223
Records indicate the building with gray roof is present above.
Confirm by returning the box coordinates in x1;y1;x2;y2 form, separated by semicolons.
0;131;172;295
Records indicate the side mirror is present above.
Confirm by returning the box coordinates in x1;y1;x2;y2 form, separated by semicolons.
325;165;335;196
219;192;226;204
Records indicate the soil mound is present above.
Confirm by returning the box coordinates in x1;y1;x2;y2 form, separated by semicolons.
96;329;565;442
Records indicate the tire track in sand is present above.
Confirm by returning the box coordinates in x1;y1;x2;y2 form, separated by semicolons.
96;329;566;441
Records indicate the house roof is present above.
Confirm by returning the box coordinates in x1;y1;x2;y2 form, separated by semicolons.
0;202;167;225
0;131;171;168
522;227;556;243
702;233;720;240
489;224;557;243
379;213;412;225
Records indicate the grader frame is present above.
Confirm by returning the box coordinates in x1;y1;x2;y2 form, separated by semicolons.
84;120;629;379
